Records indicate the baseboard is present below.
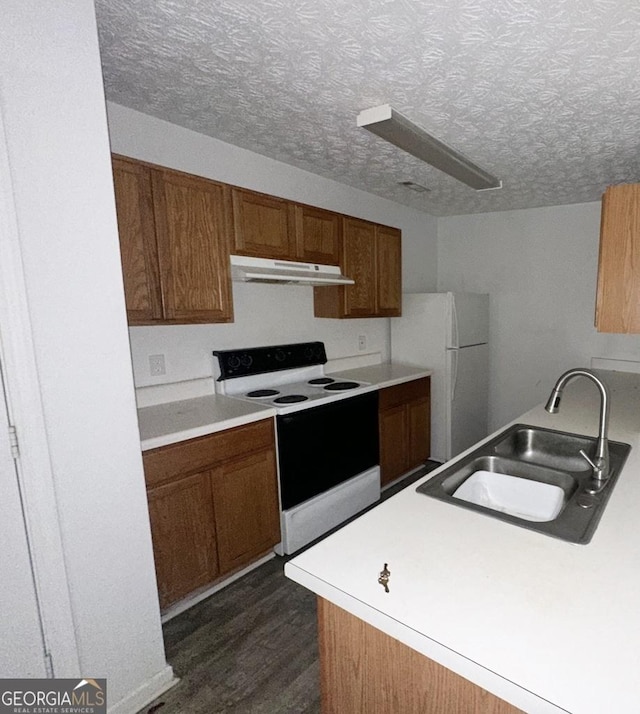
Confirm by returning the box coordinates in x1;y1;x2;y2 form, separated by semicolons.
107;665;177;714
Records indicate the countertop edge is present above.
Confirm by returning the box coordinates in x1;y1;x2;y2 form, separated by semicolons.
328;362;431;385
284;561;567;714
140;407;276;451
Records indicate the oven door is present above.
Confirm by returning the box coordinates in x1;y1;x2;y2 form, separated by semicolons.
277;391;379;510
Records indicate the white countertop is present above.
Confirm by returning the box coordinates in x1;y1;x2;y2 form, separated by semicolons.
328;361;431;390
285;369;640;714
137;362;430;450
138;394;276;451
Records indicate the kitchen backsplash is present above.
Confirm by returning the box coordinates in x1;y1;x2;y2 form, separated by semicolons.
129;281;390;388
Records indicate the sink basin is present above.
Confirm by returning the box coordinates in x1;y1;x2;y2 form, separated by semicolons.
417;424;631;543
493;426;593;472
453;470;565;522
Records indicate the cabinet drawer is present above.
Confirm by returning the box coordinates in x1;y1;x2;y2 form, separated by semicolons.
379;377;430;411
143;418;274;488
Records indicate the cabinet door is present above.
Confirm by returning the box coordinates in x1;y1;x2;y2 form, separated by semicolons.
112;157;163;324
152;168;233;323
596;184;640;333
211;449;280;574
379;404;409;487
295;204;341;264
231;188;295;259
343;217;377;317
376;226;402;317
408;398;430;470
147;471;218;609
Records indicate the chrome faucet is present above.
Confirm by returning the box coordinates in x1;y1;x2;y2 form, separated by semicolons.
545;368;610;483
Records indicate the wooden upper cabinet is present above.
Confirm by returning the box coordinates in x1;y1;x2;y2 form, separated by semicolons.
112;155;234;325
152;168;233;323
294;205;341;265
231;190;340;264
231;188;295;259
113;154;400;324
376;226;402;316
112;156;163;323
596;184;640;333
342;218;378;316
314;218;402;318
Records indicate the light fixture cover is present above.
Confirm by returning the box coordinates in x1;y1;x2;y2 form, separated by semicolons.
357;104;501;191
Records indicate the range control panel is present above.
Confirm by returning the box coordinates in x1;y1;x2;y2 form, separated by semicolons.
214;341;327;380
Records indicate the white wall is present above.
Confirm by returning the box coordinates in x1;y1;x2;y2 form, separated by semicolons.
438;202;640;430
1;2;171;711
106;103;438;386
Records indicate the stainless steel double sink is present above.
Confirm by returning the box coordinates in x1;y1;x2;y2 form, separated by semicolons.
417;424;631;543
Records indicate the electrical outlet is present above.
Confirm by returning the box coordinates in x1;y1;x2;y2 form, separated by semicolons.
358;334;367;351
149;354;166;376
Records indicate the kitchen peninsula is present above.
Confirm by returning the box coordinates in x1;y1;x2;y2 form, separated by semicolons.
285;369;640;713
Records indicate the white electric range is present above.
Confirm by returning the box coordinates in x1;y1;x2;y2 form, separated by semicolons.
213;342;381;553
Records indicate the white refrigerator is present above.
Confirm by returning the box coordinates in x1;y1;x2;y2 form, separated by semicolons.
391;292;489;463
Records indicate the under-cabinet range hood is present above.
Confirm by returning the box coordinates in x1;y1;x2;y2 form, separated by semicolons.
230;255;354;286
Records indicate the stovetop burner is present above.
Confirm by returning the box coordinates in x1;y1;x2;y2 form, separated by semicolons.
273;394;309;404
324;381;360;391
214;342;370;412
246;389;280;398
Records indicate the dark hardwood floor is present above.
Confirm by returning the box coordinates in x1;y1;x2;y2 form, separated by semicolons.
152;555;320;714
142;463;439;714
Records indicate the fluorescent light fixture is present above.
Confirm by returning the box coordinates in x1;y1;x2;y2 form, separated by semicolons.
358;104;502;191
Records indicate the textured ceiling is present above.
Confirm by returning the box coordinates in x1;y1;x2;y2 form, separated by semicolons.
95;0;640;216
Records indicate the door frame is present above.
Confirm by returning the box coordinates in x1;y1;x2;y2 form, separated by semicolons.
0;105;79;675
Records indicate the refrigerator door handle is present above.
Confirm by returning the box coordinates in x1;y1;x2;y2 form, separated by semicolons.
450;294;459;349
450;349;458;402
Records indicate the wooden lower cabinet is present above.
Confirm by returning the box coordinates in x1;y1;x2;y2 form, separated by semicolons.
408;396;431;467
211;449;280;574
143;419;280;609
379;377;431;487
318;598;524;714
146;471;218;608
378;404;408;485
